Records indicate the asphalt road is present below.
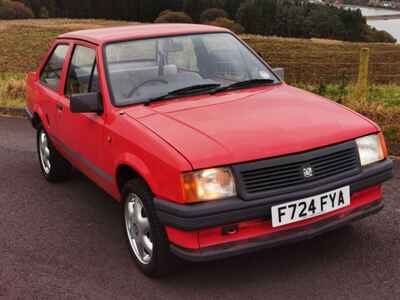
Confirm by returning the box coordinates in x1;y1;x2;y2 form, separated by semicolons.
0;116;399;300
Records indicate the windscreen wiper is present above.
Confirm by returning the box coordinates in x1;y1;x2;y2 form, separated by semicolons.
210;78;276;95
144;83;221;106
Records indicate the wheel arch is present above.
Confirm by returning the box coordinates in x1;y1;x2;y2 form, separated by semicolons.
117;164;144;194
115;154;155;200
32;112;43;129
30;106;46;130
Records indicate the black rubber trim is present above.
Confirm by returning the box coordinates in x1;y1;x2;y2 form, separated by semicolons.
49;134;113;183
154;159;393;230
170;200;384;262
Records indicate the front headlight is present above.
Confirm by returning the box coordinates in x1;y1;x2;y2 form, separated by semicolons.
356;134;387;166
182;167;237;203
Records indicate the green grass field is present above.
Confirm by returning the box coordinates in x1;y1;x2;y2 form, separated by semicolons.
295;83;400;107
0;19;399;154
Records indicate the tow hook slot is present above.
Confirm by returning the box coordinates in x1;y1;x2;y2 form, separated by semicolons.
221;225;239;236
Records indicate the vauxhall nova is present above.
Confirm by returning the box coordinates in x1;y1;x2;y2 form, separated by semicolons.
25;24;393;276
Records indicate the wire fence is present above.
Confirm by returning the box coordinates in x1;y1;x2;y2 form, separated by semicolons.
256;49;400;87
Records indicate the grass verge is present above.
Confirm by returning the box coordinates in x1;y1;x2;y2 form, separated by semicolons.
0;73;25;109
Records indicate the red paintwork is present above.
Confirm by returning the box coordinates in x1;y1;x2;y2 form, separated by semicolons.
26;25;383;250
166;185;383;249
165;227;200;250
58;24;230;45
135;84;378;169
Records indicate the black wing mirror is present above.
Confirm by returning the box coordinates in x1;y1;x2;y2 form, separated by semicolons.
70;92;103;114
272;68;285;81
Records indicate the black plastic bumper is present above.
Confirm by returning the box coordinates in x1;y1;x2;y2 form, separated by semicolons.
170;200;384;262
154;159;393;231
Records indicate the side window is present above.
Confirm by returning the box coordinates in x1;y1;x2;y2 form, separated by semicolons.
65;45;99;96
40;44;69;91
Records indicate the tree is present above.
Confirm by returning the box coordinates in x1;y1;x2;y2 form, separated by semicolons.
154;10;193;23
183;0;226;21
0;0;394;43
223;0;242;19
200;8;228;23
0;0;34;19
237;0;277;35
38;5;48;17
338;8;365;41
22;0;55;17
0;0;16;19
209;17;245;34
305;8;345;39
363;25;396;43
10;1;34;18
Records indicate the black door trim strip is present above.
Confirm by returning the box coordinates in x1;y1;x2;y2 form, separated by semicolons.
50;134;113;182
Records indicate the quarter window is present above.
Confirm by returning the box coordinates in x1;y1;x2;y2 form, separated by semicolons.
65;45;99;96
40;44;69;91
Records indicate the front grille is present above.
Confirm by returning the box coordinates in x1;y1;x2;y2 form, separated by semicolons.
233;141;361;200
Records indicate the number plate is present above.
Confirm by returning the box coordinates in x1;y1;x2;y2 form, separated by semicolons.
271;186;350;228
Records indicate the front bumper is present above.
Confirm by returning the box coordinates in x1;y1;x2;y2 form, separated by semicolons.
154;159;393;261
170;200;384;262
155;159;393;231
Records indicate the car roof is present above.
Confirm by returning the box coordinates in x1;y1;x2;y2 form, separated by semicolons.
58;23;230;45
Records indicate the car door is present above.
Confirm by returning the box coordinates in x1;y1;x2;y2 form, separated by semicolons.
36;43;70;139
55;42;106;183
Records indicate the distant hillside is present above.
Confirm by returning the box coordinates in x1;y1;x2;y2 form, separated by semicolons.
0;0;396;43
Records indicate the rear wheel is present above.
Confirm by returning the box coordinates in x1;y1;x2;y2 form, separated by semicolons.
123;178;180;277
37;128;72;182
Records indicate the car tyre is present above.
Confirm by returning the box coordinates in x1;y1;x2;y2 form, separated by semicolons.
37;127;72;182
122;178;180;277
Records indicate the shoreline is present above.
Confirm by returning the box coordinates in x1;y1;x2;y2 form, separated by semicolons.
367;14;400;20
342;4;400;13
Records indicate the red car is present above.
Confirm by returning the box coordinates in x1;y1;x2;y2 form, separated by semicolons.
26;24;393;277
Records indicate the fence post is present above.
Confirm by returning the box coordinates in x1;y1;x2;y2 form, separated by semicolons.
354;48;370;104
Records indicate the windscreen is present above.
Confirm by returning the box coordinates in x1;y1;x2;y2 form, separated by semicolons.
105;33;278;106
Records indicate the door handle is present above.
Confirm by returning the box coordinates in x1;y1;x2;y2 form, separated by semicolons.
56;102;63;111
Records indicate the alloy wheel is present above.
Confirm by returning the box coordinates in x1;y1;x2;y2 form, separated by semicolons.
124;193;153;265
39;130;51;175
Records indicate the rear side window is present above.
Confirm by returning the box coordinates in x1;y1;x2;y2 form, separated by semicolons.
65;45;99;96
40;44;69;91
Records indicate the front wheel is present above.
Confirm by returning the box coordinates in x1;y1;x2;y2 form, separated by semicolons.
123;179;180;277
37;128;72;182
